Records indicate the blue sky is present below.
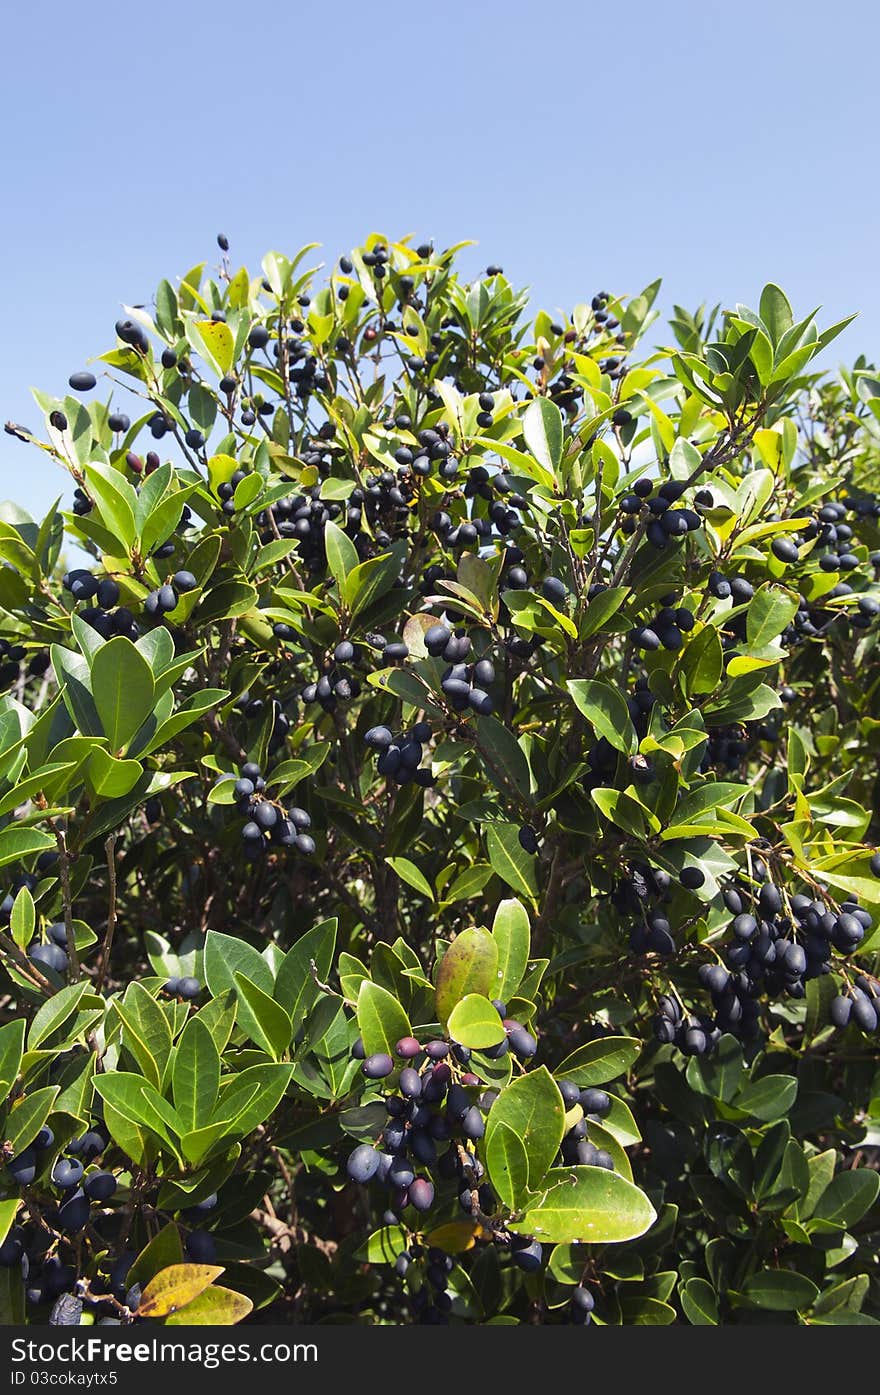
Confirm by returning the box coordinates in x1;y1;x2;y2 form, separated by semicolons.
2;0;878;520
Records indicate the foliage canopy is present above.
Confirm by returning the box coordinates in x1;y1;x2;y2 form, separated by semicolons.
0;234;879;1326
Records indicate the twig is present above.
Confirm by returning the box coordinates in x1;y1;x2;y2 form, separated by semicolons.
0;932;54;997
309;959;336;996
52;824;80;981
95;834;118;993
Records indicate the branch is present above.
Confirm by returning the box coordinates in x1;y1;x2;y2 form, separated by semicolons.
0;932;54;997
52;824;80;981
95;834;118;994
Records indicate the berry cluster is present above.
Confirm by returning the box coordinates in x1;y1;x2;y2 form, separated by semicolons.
652;994;721;1057
346;1007;538;1216
806;497;874;573
619;478;705;549
831;975;880;1034
27;921;73;978
298;640;363;714
364;721;435;788
62;571;137;641
630;594;696;652
423;622;496;716
5;1126;112;1251
0;637;49;690
256;488;346;575
143;569;197;622
686;876;874;1051
162;974;201;1001
557;1082;615;1168
232;760;314;861
343;1002;619;1315
430;467;525;552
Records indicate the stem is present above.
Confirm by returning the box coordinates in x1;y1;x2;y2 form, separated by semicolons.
53;825;80;981
0;932;54;997
96;834;118;993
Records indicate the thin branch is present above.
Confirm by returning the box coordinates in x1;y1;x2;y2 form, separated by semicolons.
52;824;80;981
95;834;118;994
0;932;54;997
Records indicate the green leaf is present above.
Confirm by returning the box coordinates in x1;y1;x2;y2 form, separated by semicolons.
580;586;630;638
355;1225;409;1263
356;980;411;1057
476;717;532;799
212;1063;294;1137
485;822;538;900
140;690;227;757
759;284;794;346
522;396;563;480
555;1036;641;1086
94;1073;183;1155
0;1199;21;1250
127;1221;185;1288
273;919;337;1033
268;744;331;793
680;1276;719;1325
618;1296;676;1325
522;1166;657;1244
811;1275;870;1316
5;1086;60;1155
678;626;723;697
746;585;799;647
86;746;143;797
741;1268;818;1312
83;463;138;550
0;1019;25;1099
446;994;507;1049
491;898;530;1000
195;989;238;1056
204;930;274;999
600;1095;642;1148
90;638;155;753
592;787;658;838
324;520;359;589
0;825;56;869
28;982;90;1050
685;1034;744;1103
435;927;500;1028
385;856;434;900
442;863;495;904
172;1016;221;1132
809;1311;880;1326
567;680;636;754
233;973;292;1060
812;1169;880;1228
735;1074;797;1122
485;1121;529;1210
114;982;173;1091
9;887;35;951
484;1066;565;1190
50;644;102;735
342;549;404;618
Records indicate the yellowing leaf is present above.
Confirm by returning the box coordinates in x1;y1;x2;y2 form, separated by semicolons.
137;1263;224;1318
192;320;234;376
424;1221;477;1254
162;1284;254;1326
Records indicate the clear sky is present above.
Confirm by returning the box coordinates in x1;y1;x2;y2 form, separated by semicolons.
2;0;878;520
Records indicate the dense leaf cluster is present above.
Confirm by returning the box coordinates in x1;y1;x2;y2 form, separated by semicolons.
0;235;878;1326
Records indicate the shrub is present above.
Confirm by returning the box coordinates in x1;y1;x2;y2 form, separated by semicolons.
0;235;878;1327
